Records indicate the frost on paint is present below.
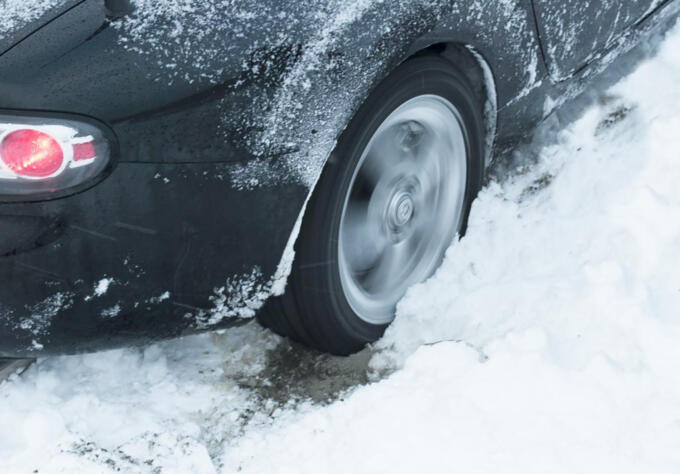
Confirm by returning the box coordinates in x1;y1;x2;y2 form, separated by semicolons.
220;0;451;191
534;0;668;81
16;292;74;344
0;0;65;41
223;0;539;191
113;0;452;190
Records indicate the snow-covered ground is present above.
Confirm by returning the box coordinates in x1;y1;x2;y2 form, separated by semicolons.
4;18;680;474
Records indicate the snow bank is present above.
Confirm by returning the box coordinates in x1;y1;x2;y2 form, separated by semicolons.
3;14;680;474
227;18;680;473
226;337;680;473
373;17;680;370
0;326;280;473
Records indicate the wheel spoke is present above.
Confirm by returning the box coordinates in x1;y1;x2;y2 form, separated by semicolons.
406;225;426;260
342;201;386;272
358;131;401;187
360;242;409;293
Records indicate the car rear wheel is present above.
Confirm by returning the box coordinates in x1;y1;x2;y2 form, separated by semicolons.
259;55;485;355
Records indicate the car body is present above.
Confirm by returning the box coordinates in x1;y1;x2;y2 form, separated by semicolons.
0;0;677;356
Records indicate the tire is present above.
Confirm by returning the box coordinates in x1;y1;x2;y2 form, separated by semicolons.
258;55;485;355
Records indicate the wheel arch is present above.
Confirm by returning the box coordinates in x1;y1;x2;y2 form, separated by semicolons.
405;41;498;169
267;1;545;307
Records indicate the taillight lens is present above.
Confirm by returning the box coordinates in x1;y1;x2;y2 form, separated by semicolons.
72;140;96;162
0;113;113;200
1;129;65;178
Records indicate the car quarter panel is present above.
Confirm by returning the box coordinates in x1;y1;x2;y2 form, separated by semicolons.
0;0;547;356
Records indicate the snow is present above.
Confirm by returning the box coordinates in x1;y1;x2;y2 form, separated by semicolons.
0;0;63;41
15;292;74;341
466;45;497;167
269;200;307;296
100;304;121;318
82;277;115;306
93;278;113;297
150;291;171;303
3;13;680;474
116;0;462;191
198;267;271;327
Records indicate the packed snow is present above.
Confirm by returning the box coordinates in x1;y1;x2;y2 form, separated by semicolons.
3;15;680;474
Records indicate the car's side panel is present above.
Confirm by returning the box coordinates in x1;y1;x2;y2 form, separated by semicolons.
14;0;669;355
532;0;661;81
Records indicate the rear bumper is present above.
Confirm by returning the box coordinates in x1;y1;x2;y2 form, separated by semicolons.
0;161;306;357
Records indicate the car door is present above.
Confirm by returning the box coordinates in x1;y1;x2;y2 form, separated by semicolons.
532;0;661;81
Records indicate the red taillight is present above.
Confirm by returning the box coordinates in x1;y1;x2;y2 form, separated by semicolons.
0;114;111;199
73;140;96;162
0;129;64;178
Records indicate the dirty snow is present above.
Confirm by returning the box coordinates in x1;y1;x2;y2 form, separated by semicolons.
3;14;680;474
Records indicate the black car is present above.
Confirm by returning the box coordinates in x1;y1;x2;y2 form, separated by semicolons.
0;0;676;357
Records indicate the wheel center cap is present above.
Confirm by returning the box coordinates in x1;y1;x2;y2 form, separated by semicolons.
389;192;415;229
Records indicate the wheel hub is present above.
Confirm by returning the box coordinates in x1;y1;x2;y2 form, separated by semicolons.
386;185;417;239
392;193;414;227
